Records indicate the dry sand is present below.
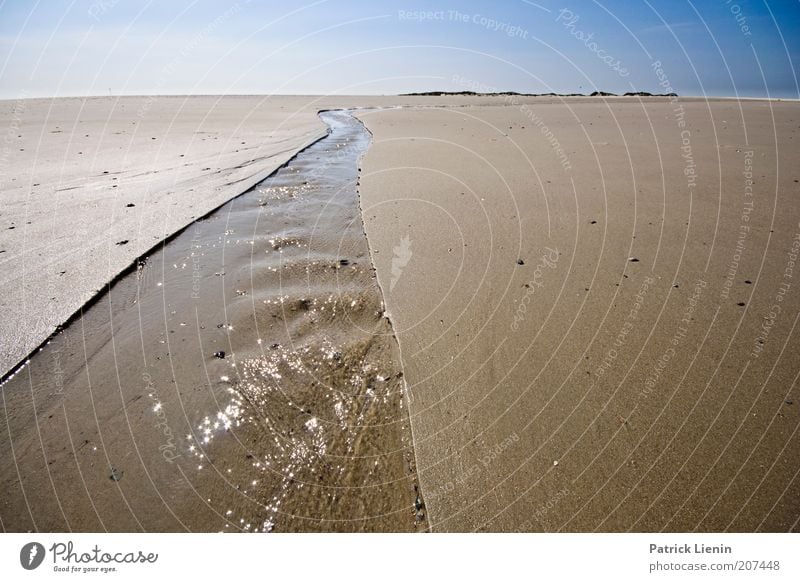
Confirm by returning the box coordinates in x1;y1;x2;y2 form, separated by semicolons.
355;97;800;531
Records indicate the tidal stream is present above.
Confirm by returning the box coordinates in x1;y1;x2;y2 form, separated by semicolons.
0;110;422;532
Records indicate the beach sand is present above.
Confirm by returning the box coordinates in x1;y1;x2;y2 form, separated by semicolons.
1;95;799;532
0;96;329;380
356;97;800;531
0;94;512;381
0;108;420;532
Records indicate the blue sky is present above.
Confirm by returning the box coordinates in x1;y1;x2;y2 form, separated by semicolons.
0;0;798;98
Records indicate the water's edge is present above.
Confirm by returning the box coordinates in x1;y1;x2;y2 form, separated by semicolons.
0;109;422;532
0;127;330;386
350;109;428;528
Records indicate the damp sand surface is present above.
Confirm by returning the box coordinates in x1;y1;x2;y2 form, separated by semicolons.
0;110;420;532
356;99;800;532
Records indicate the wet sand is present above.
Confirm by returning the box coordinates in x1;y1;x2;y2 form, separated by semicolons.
355;98;800;532
0;110;419;532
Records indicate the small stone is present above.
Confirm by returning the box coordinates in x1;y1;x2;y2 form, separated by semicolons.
109;467;123;481
516;259;525;266
115;240;129;246
213;351;226;359
628;257;639;262
553;460;559;467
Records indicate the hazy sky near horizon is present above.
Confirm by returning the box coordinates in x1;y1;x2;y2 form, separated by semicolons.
0;0;798;99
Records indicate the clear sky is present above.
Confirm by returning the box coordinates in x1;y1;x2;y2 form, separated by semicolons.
0;0;798;99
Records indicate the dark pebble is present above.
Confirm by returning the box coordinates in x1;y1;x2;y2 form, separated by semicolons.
126;203;135;208
516;259;525;265
737;302;746;307
115;240;129;246
214;351;226;359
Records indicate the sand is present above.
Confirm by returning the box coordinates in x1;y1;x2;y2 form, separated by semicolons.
0;94;518;381
1;95;798;532
0;109;419;532
355;97;800;531
0;96;331;380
